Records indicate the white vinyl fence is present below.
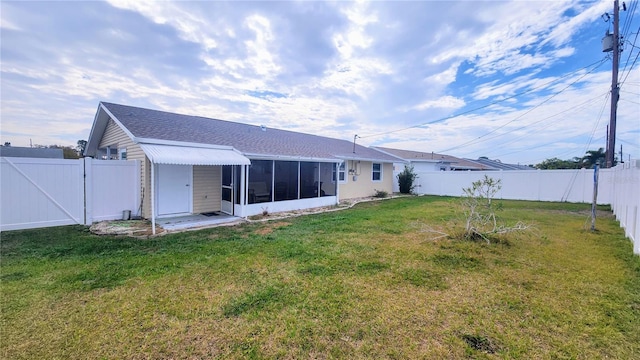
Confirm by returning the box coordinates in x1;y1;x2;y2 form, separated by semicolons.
608;161;640;255
409;161;640;254
1;157;140;231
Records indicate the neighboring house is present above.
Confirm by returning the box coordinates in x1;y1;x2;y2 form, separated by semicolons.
372;147;491;172
84;102;400;223
465;157;534;170
372;147;492;192
0;146;64;159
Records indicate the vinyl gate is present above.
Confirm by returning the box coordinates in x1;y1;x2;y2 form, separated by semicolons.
1;157;140;231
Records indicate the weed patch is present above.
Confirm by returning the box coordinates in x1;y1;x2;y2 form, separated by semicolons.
222;283;291;317
461;333;499;354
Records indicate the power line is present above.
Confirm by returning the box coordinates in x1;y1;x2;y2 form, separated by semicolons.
620;0;637;39
487;92;611;161
436;58;608;154
620;30;640;86
358;57;609;140
619;26;640;86
475;92;610;158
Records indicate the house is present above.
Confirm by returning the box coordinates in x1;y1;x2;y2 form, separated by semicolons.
373;146;497;172
464;157;534;170
371;147;493;192
84;102;400;229
0;145;64;159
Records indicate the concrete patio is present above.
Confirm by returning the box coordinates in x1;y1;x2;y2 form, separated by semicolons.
156;212;243;231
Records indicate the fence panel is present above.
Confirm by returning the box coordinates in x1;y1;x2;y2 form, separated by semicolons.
413;168;612;204
86;158;141;223
609;160;640;254
1;157;84;231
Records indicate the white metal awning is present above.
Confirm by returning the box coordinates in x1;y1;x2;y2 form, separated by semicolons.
140;144;251;166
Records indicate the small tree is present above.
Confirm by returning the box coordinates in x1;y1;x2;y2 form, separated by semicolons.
461;176;501;241
397;165;418;194
459;175;530;243
414;176;531;243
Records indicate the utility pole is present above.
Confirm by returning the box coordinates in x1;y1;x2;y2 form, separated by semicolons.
606;0;620;168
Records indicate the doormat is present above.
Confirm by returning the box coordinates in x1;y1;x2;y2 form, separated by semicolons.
201;212;219;217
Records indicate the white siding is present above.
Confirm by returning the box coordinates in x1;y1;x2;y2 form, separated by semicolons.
99;119;150;217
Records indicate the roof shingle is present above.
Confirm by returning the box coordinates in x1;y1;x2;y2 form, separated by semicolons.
372;146;491;170
101;102;398;163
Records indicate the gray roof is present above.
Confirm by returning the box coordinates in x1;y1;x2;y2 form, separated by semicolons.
96;102;398;163
0;146;64;159
372;146;491;170
465;157;534;170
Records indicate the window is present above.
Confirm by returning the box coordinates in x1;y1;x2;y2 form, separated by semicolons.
98;146;119;160
248;160;273;204
319;162;335;196
247;160;339;204
300;162;318;199
372;163;382;181
332;162;346;183
274;161;299;201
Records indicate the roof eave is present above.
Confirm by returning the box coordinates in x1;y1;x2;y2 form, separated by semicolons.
85;102;137;157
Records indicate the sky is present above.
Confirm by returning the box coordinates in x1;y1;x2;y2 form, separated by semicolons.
1;0;639;165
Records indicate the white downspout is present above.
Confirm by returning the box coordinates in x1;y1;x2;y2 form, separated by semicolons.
151;161;156;235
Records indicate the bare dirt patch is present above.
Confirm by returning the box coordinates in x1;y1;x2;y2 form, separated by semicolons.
254;222;291;236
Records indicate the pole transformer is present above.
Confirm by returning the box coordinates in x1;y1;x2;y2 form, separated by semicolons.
606;0;620;168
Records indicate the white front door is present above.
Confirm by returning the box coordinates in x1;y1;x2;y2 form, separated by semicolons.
156;164;192;216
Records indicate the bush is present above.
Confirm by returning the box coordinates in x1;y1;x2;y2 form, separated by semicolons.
374;189;388;198
397;165;418;194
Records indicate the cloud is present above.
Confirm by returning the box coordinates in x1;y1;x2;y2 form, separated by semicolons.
411;96;466;111
429;1;579;76
424;61;460;86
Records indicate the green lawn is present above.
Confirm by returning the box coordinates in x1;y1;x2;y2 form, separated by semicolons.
2;197;639;359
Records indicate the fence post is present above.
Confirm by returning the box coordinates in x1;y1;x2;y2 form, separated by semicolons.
84;157;93;225
591;165;599;231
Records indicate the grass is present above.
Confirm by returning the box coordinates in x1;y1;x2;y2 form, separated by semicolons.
1;196;639;359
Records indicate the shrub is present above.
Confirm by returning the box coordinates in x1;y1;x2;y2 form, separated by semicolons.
397;165;418;194
374;189;388;198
